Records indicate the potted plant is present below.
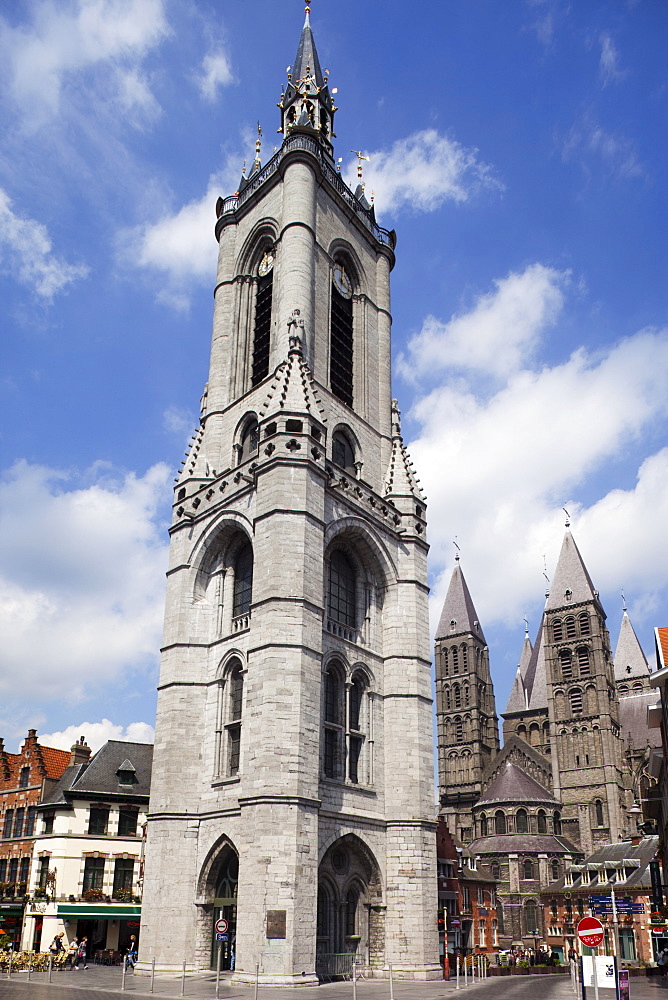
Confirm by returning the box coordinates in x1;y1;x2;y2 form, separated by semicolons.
82;888;105;902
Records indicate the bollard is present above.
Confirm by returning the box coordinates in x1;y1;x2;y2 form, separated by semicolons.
254;962;259;1000
8;951;13;978
150;955;156;993
28;951;32;981
122;957;127;992
352;956;357;1000
48;954;53;983
464;954;467;987
216;943;222;1000
389;962;394;1000
456;956;460;990
181;958;187;997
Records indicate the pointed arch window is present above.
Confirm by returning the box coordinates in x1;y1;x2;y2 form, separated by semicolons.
227;663;243;775
327;550;356;629
330;263;354;407
516;809;528;834
444;686;451;710
553;811;562;835
452;647;459;674
251;252;274;385
323;664;344;779
233;543;253;620
348;673;366;784
442;648;449;677
495;810;506;835
551;860;560;880
461;644;468;669
332;431;356;475
345;888;358;936
238;419;259;464
454;684;462;709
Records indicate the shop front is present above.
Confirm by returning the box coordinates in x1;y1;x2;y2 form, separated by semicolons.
0;903;24;951
56;903;141;958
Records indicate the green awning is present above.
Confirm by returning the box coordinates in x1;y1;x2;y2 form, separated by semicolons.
57;904;141;919
0;905;24;916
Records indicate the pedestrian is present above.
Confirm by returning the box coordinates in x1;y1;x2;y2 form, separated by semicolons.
49;932;65;957
66;938;78;969
73;936;88;970
124;934;138;970
659;947;668;977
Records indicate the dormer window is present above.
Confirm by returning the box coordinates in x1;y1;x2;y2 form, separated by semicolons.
116;761;136;787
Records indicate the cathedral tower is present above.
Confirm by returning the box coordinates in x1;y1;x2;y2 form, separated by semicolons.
435;560;499;843
139;9;440;984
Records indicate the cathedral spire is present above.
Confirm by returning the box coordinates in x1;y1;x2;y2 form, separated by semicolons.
614;610;650;682
278;6;337;154
435;562;486;643
544;530;598;612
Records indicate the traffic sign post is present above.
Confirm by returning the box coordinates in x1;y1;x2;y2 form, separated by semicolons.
578;917;605;948
215;918;229;935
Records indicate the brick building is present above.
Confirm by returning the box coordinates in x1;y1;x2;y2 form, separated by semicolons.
0;730;69;948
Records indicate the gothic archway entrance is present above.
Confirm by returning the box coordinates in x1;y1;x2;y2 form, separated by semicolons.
208;850;238;971
317;835;383;977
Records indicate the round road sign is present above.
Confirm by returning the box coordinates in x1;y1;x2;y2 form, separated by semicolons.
577;916;604;947
215;918;229;935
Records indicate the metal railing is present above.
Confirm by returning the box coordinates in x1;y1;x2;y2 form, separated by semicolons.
315;951;355;981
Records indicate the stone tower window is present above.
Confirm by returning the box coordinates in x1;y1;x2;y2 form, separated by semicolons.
560;649;573;678
537;810;547;833
332;430;356;474
553;811;562;835
251;256;273;386
595;799;604;826
495;810;506;835
454;684;461;709
238;419;259;465
569;688;583;714
216;659;244;777
323;663;344;779
442;648;449;676
461;644;468;669
579;612;590;636
480;813;488;836
233;543;253;621
452;647;459;674
328;551;356;629
330;263;354;406
348;673;367;783
491;861;500;879
553;619;563;641
565;616;577;639
577;647;590;675
523;858;533;879
516;809;528;833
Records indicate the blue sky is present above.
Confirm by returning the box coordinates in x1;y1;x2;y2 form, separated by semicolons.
1;0;667;752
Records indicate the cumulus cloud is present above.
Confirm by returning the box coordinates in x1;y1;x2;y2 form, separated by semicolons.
40;719;155;753
0;460;170;702
0;188;89;298
0;0;169;123
398;264;568;382
196;50;233;101
344;129;501;215
403;265;668;636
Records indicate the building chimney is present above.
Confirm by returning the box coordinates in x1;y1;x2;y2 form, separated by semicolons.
69;736;92;767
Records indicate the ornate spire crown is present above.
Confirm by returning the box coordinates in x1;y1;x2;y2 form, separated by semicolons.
277;3;337;155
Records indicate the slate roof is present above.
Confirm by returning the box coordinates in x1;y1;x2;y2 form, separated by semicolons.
477;761;558;806
550;835;658;893
618;691;662;749
435;563;486;643
614;612;650;681
505;623;547;713
470;834;581;856
40;741;153;806
291;8;325;88
504;634;534;714
545;531;598;612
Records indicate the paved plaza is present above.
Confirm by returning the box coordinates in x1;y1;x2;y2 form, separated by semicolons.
0;967;665;1000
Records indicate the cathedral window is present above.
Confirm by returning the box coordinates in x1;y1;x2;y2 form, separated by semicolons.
452;647;459;674
579;612;590;636
233;543;253;621
553;619;563;641
327;550;356;629
565;616;577;639
523;859;533;880
480;813;488;837
551;860;560;880
238;418;259;464
251;254;273;386
332;430;356;475
330;262;354;407
553;811;562;835
454;684;461;708
323;664;344;779
491;862;500;879
577;647;590;675
516;809;528;834
524;899;538;934
455;718;463;743
560;648;573;678
495;811;506;835
537;809;547;833
461;644;468;669
569;688;583;713
595;799;604;826
444;686;451;710
345;888;358;936
348;673;367;783
442;648;449;676
464;685;470;706
518;724;527;740
219;660;244;777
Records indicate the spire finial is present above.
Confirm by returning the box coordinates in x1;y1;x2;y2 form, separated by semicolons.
453;538;461;563
351;150;370;189
523;616;529;638
543;554;550;598
621;590;627;613
562;506;571;528
391;398;401;437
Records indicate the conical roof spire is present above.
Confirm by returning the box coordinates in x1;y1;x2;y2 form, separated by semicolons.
291;6;325;90
383;399;426;502
435;562;486;643
544;530;598;611
614;610;649;682
279;6;336;154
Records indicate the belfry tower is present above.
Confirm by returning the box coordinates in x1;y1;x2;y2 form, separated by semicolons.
139;8;440;984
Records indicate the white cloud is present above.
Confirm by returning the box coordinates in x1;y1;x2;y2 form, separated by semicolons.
562;117;643;181
0;187;89;298
398;264;568;382
39;719;155;753
344;129;501;215
0;0;169;122
0;460;170;702
196;50;233;102
163;405;197;439
599;33;624;86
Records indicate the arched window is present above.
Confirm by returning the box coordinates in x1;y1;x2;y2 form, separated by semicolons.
523;859;533;880
551;859;560;880
464;685;470;706
553;811;562;835
454;684;462;708
491;862;500;879
348;674;366;783
579;612;590;636
317;886;330;939
525;899;538;934
570;688;583;714
516;809;528;833
537;810;547;834
495;810;506;835
233;543;253;621
577;647;590;675
565;616;577;639
330;263;354;406
328;550;356;628
442;648;449;676
560;648;573;678
530;723;540;746
345;888;358;936
553;619;563;641
461;644;468;669
226;661;244;776
444;686;451;710
332;431;356;475
323;665;344;779
452;647;459;674
251;251;274;385
517;724;527;740
455;718;464;743
480;813;488;837
595;799;604;826
238;419;259;464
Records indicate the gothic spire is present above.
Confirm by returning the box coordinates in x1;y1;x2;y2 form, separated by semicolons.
435;562;486;643
614;610;650;682
278;6;337;154
544;530;598;612
383;399;426;502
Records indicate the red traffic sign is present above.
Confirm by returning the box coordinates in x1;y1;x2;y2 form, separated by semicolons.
215;918;229;935
577;917;605;947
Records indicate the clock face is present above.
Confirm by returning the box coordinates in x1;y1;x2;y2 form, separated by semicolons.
258;251;275;277
332;262;352;299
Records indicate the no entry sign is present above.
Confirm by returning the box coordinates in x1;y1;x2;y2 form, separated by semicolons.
215;918;229;935
577;916;605;948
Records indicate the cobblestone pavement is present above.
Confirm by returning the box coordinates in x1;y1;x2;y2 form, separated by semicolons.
0;968;665;1000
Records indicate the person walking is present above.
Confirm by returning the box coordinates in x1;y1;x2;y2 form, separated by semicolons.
65;938;78;970
49;932;64;958
73;936;88;970
124;934;138;970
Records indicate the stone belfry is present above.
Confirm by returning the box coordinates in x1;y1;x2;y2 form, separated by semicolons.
435;559;499;843
139;6;440;984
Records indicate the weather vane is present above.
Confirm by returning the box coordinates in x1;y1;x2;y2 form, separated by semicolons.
523;616;529;637
453;538;460;562
351;150;370;188
562;506;571;527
